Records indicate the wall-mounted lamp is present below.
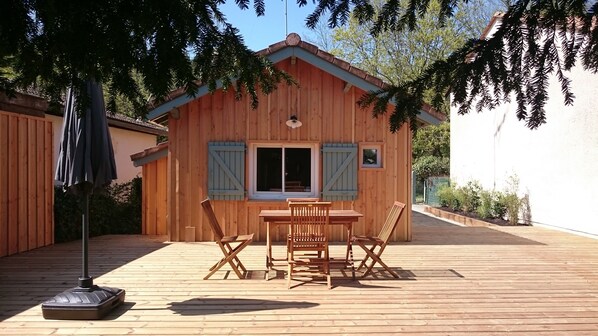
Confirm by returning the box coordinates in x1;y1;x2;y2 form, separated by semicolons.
285;115;302;129
169;107;180;120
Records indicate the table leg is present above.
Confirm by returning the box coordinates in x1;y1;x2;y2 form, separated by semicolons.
345;223;352;266
266;221;271;279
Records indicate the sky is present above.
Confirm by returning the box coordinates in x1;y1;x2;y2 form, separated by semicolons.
219;1;318;51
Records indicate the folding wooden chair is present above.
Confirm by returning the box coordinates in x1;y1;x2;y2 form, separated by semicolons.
287;202;332;289
200;198;254;280
350;201;406;279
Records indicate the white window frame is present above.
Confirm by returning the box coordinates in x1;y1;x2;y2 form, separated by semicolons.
248;142;320;200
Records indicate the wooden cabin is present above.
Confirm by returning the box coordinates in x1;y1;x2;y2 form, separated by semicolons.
131;33;443;243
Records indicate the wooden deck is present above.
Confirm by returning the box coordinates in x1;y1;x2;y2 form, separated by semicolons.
1;211;597;335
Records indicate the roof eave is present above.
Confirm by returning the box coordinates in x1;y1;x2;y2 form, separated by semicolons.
130;142;169;166
107;118;168;136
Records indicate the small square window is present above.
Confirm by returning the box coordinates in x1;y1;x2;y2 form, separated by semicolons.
360;143;383;169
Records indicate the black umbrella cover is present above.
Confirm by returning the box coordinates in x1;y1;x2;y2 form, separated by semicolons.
55;80;117;195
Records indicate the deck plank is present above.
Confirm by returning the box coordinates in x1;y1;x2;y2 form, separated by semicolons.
0;212;597;335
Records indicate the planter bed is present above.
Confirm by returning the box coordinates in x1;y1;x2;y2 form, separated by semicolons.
423;206;526;227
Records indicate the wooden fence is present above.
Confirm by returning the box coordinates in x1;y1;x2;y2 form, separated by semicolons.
0;110;54;257
141;156;168;235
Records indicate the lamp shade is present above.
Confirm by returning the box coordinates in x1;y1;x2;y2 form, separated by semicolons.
286;115;302;128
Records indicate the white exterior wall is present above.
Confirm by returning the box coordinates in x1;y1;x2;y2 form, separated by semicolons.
450;64;598;237
48;114;159;184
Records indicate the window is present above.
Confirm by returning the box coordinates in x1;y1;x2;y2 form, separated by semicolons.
249;143;319;200
360;143;383;169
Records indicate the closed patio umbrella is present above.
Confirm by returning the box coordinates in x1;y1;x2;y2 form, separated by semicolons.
42;79;125;320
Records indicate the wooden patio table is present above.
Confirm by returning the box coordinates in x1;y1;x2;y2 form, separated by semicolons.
259;209;363;278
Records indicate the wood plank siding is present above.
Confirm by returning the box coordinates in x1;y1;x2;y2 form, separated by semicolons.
0;110;54;257
166;58;412;243
141;156;168;235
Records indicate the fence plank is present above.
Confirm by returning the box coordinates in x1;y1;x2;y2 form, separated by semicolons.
27;119;37;250
7;115;18;255
17;117;28;252
36;120;45;247
0;114;8;257
44;121;53;246
0;111;54;256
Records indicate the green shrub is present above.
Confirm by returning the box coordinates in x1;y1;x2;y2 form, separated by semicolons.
432;174;532;226
503;193;521;225
476;190;494;219
454;181;481;213
437;184;460;211
54;185;84;243
54;177;142;243
492;191;508;219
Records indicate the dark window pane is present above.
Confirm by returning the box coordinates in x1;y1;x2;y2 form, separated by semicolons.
257;148;282;191
363;149;378;165
284;148;311;192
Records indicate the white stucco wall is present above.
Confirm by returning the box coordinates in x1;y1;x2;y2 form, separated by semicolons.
48;114;159;184
450;64;598;237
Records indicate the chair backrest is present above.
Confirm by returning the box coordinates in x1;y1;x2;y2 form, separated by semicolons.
377;201;406;243
289;202;331;244
200;198;224;241
286;197;320;204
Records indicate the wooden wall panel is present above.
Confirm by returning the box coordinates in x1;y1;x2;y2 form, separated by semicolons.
141;163;147;235
0;111;53;257
168;116;179;241
156;157;167;235
141;156;168;235
198;96;212;241
188;90;201;240
163;58;413;243
147;160;157;235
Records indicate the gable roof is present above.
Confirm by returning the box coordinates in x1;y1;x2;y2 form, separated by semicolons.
146;33;445;125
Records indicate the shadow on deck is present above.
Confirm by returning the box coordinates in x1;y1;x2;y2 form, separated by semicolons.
0;235;169;321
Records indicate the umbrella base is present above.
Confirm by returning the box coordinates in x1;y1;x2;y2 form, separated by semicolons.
41;285;125;320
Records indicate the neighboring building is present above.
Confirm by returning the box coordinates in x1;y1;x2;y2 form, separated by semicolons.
46;111;167;184
133;33;444;242
450;13;598;237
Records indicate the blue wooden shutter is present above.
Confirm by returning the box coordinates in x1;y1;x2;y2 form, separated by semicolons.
208;142;245;200
321;143;358;201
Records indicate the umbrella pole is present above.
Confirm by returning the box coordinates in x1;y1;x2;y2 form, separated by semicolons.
42;190;125;319
79;193;93;289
